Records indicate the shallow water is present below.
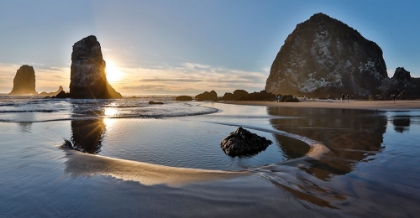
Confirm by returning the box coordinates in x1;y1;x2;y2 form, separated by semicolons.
1;96;420;217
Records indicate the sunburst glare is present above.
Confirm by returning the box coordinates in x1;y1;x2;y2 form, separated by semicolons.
106;61;124;83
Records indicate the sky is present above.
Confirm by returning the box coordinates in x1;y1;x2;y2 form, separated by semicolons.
0;0;419;96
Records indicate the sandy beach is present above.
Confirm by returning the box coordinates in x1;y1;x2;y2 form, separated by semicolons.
224;99;420;110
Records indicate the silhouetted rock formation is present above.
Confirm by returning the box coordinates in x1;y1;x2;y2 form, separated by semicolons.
239;90;277;101
175;95;193;101
195;90;218;101
55;90;71;98
38;86;63;96
279;94;299;102
385;67;420;99
70;35;122;99
220;127;272;156
265;13;388;98
9;65;37;95
220;90;248;101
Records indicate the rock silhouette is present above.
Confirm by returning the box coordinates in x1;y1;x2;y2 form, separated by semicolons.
9;65;37;95
70;35;122;99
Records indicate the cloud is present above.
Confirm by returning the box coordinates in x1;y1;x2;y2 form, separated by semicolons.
114;62;268;95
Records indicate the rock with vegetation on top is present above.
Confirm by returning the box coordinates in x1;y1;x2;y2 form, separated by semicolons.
9;65;37;95
220;127;272;156
70;35;122;99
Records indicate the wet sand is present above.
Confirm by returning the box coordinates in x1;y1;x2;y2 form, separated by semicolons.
1;101;420;217
224;99;420;110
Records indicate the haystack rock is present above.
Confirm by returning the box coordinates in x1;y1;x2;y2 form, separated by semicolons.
9;65;37;95
70;35;122;99
265;13;388;98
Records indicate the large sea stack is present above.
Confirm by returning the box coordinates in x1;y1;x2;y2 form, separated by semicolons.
70;35;122;99
265;13;388;98
9;65;37;95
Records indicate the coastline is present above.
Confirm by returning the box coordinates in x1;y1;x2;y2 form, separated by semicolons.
222;99;420;110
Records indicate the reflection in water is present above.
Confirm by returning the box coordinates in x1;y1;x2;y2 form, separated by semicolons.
18;122;32;133
71;119;105;153
267;107;387;180
392;116;411;133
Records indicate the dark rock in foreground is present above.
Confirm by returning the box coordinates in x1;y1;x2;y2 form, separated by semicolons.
221;127;272;156
70;35;122;99
9;65;37;95
195;90;218;101
175;95;193;101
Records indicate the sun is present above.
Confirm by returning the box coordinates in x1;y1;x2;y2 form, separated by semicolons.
105;61;124;83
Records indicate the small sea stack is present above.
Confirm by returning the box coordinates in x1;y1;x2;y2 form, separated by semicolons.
9;65;37;95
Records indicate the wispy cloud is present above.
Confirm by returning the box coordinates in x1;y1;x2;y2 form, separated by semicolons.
114;62;267;95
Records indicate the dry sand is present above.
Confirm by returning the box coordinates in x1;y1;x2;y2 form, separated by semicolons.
224;99;420;110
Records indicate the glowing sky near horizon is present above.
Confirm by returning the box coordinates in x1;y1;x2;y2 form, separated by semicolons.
0;0;419;95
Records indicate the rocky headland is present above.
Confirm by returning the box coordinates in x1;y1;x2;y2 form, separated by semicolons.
9;65;37;95
265;13;420;99
69;35;122;99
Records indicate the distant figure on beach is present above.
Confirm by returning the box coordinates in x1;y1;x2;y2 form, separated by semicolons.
277;94;280;102
341;93;344;102
392;94;397;104
346;94;349;102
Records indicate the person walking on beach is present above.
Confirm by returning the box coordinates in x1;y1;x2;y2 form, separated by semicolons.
341;93;344;102
393;94;397;104
346;94;349;102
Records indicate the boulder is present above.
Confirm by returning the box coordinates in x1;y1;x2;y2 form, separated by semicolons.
195;90;218;101
175;95;193;101
239;90;277;101
9;65;37;95
265;13;388;98
70;35;122;99
220;127;272;156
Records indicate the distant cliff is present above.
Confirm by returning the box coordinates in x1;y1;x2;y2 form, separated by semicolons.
265;13;388;98
70;35;122;99
9;65;37;95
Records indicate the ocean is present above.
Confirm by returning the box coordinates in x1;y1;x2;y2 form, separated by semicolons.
1;95;419;217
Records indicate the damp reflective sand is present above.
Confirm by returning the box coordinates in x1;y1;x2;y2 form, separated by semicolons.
1;98;420;217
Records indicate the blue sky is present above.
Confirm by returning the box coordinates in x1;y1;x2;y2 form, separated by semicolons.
0;0;419;95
